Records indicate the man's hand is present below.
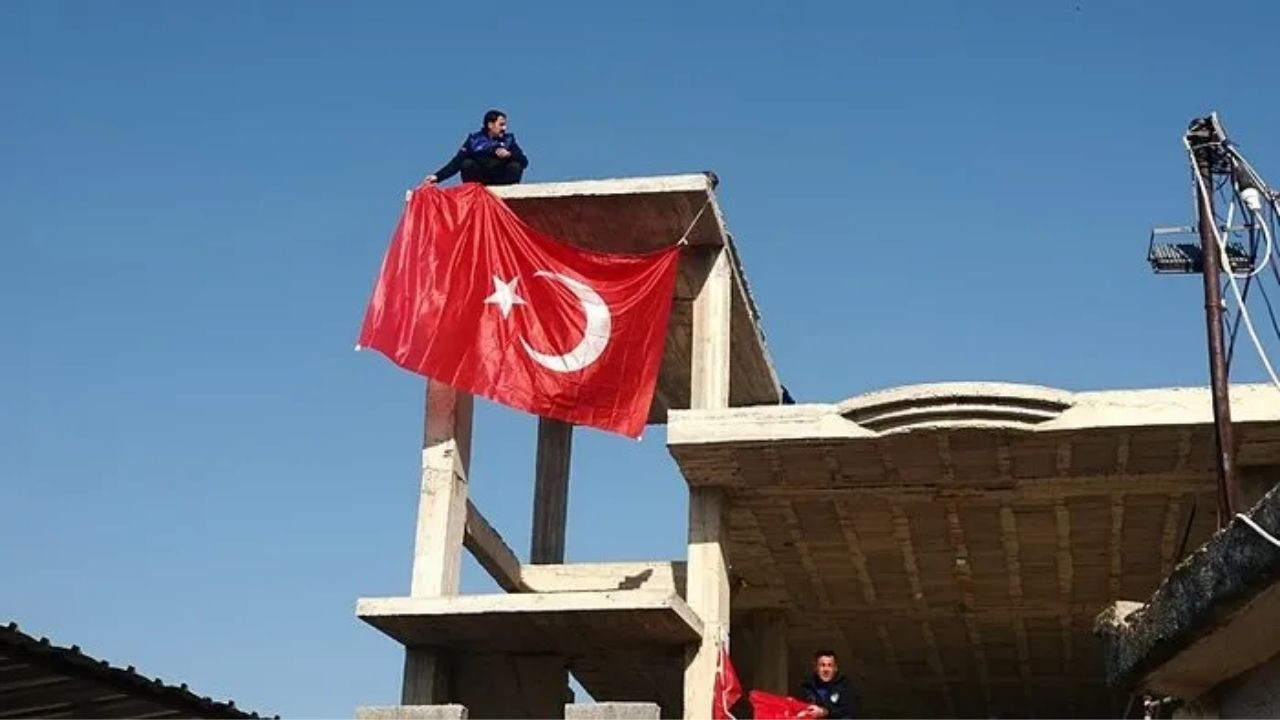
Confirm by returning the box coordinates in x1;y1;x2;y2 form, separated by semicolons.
804;705;828;718
495;148;512;159
423;174;438;185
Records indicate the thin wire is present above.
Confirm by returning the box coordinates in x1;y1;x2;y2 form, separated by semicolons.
1223;199;1255;368
1255;281;1280;345
1185;137;1280;390
1223;198;1243;368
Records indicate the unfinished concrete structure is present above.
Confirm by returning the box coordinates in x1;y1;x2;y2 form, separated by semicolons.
670;383;1280;717
355;174;1280;718
357;174;781;719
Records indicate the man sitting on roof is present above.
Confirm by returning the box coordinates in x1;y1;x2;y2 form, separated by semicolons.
423;109;529;187
799;649;855;718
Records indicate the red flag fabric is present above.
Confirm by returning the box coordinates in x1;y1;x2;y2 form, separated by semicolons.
712;640;742;720
747;691;818;719
358;184;680;438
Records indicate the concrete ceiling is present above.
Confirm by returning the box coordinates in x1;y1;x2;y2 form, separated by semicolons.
668;383;1280;718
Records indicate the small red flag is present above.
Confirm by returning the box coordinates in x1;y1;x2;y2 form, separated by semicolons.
747;691;818;719
713;638;742;720
358;184;680;438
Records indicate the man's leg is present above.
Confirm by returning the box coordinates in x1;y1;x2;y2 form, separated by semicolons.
487;162;524;186
459;158;482;183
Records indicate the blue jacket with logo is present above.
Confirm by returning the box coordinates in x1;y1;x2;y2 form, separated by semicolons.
433;130;529;181
800;674;855;718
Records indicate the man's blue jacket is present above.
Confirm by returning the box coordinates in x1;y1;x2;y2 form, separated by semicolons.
433;130;529;181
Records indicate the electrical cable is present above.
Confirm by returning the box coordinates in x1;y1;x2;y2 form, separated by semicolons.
1235;512;1280;549
1185;138;1280;390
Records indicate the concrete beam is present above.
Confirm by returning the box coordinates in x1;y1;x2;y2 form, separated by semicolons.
463;500;527;593
667;384;1280;446
564;702;661;719
521;562;686;596
490;174;715;206
356;706;468;720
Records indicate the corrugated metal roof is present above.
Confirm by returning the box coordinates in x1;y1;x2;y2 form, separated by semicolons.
0;622;274;719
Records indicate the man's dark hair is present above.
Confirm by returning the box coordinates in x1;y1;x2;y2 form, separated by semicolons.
482;109;507;127
814;649;837;661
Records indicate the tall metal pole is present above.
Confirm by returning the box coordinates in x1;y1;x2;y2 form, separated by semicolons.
1190;130;1241;525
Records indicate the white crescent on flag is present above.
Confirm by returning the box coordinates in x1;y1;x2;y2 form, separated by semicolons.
483;272;613;374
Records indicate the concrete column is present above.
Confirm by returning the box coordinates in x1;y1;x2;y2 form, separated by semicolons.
454;653;566;718
751;610;789;694
402;381;474;704
532;417;573;564
685;489;730;719
689;246;732;411
684;245;733;720
529;417;574;710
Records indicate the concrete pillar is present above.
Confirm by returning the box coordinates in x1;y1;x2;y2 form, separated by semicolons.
403;381;473;704
684;245;734;720
454;653;566;719
750;610;789;694
529;417;574;709
532;418;573;564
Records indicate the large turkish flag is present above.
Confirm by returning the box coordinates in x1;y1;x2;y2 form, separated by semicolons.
358;184;680;438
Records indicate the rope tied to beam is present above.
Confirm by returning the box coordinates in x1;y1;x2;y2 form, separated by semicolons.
676;198;712;246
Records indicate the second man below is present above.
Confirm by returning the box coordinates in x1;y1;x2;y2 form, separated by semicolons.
424;108;529;187
799;649;855;718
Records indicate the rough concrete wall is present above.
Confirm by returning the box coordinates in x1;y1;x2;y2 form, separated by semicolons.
453;653;566;719
1172;699;1218;719
1218;651;1280;718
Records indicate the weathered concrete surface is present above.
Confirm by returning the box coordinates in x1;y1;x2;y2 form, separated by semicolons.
358;591;696;716
491;174;782;423
1095;482;1280;698
564;702;661;719
356;705;468;719
1219;650;1280;718
454;654;565;719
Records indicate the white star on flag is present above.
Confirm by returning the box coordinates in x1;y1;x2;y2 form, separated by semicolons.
483;275;526;318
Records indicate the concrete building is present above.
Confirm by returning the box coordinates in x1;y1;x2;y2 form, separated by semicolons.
354;174;1280;718
670;382;1280;718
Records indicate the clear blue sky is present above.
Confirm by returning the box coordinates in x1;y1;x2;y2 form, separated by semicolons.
5;1;1280;716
